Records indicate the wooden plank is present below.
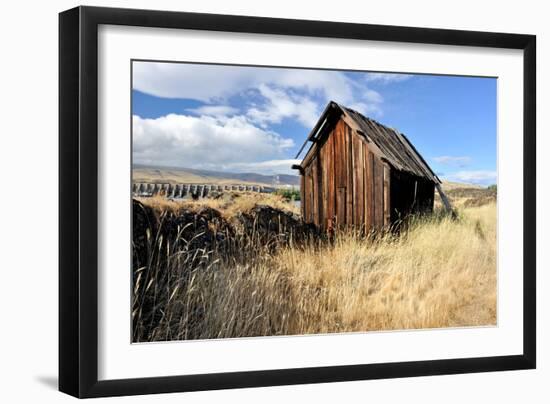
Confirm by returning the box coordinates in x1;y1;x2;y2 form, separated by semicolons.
309;173;314;224
333;121;342;187
327;129;336;231
338;121;347;189
300;173;305;219
377;160;385;229
435;183;453;212
353;134;364;229
316;151;323;228
303;167;309;222
363;142;368;230
383;164;391;227
365;149;374;232
331;130;337;229
373;157;383;229
311;156;318;226
331;120;347;228
337;187;346;228
346;125;353;226
320;138;329;231
303;166;311;223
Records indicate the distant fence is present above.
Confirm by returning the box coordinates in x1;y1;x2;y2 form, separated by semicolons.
132;183;276;199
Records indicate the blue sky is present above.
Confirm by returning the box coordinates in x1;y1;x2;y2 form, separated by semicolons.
132;61;496;185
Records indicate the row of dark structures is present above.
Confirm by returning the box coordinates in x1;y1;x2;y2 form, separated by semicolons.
133;182;274;199
292;101;452;233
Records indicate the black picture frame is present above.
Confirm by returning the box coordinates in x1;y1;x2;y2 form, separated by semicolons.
59;5;536;398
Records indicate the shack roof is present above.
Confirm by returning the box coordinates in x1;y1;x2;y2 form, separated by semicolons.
295;101;441;184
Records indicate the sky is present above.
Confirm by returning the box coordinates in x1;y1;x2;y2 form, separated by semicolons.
132;61;497;186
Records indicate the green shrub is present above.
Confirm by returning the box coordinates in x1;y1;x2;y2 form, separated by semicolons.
275;188;301;201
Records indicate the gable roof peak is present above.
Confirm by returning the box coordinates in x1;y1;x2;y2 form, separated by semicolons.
296;101;440;184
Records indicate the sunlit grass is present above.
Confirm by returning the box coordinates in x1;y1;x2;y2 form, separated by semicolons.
133;193;496;342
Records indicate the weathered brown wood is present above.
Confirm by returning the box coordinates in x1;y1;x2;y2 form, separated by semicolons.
298;102;439;234
373;157;384;229
353;133;364;229
346;124;353;226
383;163;391;227
361;142;370;232
303;166;311;223
335;121;347;194
329;129;336;230
326;128;336;229
320;137;329;231
300;174;305;219
311;155;318;226
378;161;385;229
336;187;346;227
366;150;374;231
303;167;308;221
309;166;315;224
309;173;315;224
436;183;453;212
316;152;323;228
333;121;342;188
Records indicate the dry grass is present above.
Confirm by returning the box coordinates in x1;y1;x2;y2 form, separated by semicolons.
133;193;496;342
136;191;300;219
435;182;496;210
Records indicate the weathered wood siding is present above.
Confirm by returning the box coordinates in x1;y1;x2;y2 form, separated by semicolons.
301;118;393;232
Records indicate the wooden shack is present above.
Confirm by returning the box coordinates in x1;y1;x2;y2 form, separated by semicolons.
292;101;450;232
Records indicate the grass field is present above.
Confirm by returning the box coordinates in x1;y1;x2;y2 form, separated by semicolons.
132;183;496;342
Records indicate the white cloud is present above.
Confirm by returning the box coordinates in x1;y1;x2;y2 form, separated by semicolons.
363;89;383;103
364;73;413;84
273;69;355;105
222;159;301;175
444;170;497;185
133;62;385;125
433;155;472;167
133;114;294;171
133;63;253;101
247;84;320;127
347;102;383;117
134;62;356;104
187;105;239;117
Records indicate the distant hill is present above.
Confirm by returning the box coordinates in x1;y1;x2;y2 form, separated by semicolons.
133;164;300;187
132;166;490;195
436;180;496;208
440;180;483;191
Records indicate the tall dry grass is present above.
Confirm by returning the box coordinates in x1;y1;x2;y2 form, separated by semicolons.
136;191;300;218
133;195;496;342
